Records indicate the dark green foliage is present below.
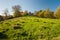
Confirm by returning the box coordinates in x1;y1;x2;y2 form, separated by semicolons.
8;15;13;19
21;21;25;23
2;29;9;33
13;24;22;30
51;22;55;24
0;15;4;22
43;22;46;23
21;31;28;36
0;32;8;39
28;12;33;16
14;25;22;30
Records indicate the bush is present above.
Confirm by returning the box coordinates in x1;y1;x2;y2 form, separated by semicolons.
38;10;45;18
8;15;13;19
44;8;52;18
34;9;55;18
0;32;8;39
0;15;4;22
21;11;28;16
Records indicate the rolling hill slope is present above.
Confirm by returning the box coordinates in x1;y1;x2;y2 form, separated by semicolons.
0;16;60;40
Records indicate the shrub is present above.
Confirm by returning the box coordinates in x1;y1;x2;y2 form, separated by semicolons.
44;8;53;18
0;15;4;22
13;24;22;30
21;11;28;16
0;32;8;39
38;10;45;18
8;15;13;19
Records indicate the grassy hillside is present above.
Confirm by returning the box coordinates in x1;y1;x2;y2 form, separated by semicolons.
0;16;60;40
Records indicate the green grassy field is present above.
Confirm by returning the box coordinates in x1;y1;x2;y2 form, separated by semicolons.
0;16;60;40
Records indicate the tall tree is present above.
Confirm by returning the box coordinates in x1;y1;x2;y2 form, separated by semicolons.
3;9;9;20
12;5;21;17
4;9;9;16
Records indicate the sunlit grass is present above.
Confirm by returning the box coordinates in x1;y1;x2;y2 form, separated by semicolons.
0;16;60;40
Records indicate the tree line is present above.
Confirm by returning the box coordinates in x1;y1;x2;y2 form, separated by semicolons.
0;5;60;21
34;6;60;19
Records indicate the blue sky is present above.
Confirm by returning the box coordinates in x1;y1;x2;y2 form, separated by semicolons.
0;0;60;15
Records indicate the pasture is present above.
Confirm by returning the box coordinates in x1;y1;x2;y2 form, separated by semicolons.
0;16;60;40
